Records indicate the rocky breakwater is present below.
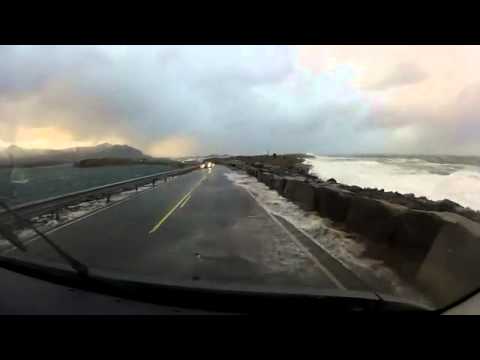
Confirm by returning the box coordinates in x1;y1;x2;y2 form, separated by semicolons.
218;155;480;306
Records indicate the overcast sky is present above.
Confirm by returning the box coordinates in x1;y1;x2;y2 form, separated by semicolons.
1;45;480;157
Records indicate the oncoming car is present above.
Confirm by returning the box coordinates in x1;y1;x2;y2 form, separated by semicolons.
200;161;214;169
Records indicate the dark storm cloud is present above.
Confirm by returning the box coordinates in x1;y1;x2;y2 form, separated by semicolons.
3;46;480;156
0;45;379;155
0;45;109;100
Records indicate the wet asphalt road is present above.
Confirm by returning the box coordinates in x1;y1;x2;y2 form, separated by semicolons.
7;166;362;292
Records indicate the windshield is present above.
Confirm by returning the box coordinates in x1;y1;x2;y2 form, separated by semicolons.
1;45;480;312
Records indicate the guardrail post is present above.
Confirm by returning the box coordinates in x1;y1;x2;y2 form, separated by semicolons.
135;184;138;192
106;194;111;203
152;179;156;187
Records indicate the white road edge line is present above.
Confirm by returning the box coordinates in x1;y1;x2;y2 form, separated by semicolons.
242;186;347;290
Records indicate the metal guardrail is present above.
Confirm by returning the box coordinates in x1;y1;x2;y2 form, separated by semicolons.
0;166;199;225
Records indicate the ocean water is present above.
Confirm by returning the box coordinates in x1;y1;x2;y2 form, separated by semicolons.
0;163;174;206
305;155;480;211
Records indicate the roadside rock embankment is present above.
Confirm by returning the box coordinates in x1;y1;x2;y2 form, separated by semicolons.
218;154;480;306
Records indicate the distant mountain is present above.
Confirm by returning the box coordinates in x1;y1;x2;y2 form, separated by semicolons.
0;143;148;167
92;144;145;159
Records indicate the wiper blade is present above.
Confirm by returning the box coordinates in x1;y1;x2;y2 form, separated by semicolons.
0;201;89;277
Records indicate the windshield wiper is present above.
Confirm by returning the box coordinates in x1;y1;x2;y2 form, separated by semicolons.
0;201;89;277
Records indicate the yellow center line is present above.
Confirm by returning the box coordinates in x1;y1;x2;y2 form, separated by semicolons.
179;194;192;208
148;174;207;235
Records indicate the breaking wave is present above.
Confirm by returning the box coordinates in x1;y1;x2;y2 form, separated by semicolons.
305;155;480;211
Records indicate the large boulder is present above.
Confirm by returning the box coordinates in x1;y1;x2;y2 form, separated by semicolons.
315;185;353;222
434;199;461;212
227;159;245;168
263;164;281;173
283;177;316;211
294;164;311;176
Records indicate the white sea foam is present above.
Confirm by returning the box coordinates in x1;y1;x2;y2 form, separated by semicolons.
224;170;430;305
305;155;480;211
